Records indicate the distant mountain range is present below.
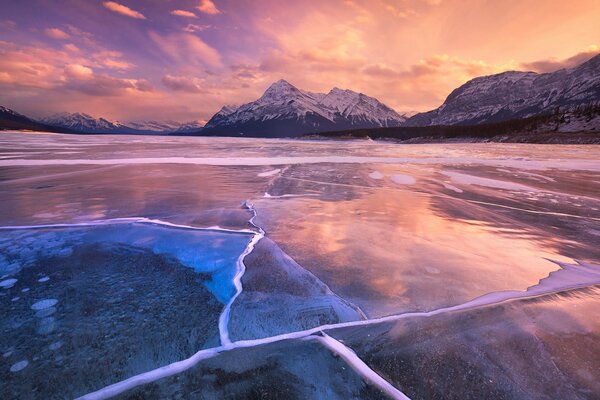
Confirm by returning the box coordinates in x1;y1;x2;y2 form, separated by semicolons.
199;79;408;137
1;54;598;137
38;113;204;135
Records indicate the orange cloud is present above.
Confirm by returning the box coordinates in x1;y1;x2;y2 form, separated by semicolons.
197;0;220;15
171;10;197;18
103;1;146;19
44;27;70;40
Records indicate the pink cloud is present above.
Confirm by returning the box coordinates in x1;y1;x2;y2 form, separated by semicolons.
162;75;206;93
44;28;70;40
149;32;222;68
103;1;146;20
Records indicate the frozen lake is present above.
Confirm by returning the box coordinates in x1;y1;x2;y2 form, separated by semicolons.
1;131;599;399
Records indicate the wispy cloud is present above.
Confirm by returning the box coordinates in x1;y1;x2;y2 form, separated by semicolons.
182;24;210;33
44;27;70;40
520;45;599;73
149;32;222;68
171;10;197;18
103;1;146;20
197;0;220;15
162;75;206;93
0;20;17;30
63;64;152;96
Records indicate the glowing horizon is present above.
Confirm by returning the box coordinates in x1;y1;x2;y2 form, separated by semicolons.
1;0;599;123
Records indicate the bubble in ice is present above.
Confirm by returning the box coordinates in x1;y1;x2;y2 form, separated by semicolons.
49;341;63;351
0;278;17;288
36;307;56;318
31;299;58;310
10;360;28;373
37;317;56;335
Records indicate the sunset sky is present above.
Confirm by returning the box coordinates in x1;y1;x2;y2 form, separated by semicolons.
1;0;599;123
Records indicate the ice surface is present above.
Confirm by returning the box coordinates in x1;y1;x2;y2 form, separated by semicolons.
0;222;252;399
0;132;598;399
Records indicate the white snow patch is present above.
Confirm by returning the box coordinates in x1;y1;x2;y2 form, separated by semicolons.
368;171;384;180
390;174;416;185
38;276;50;282
257;169;281;177
442;171;539;192
31;299;58;310
442;182;463;193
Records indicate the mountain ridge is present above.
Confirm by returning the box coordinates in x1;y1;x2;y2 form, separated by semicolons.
406;53;600;126
199;79;407;137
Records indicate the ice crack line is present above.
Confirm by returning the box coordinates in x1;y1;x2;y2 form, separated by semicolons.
0;217;257;234
309;333;411;399
218;200;265;347
78;259;600;400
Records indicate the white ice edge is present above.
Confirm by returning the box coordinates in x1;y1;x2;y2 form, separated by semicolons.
2;155;600;172
78;258;600;400
218;201;265;346
311;333;411;400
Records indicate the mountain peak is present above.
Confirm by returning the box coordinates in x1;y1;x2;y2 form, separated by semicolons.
263;79;297;94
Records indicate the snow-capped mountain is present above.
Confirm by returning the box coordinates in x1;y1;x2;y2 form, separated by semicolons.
40;113;188;134
41;113;132;134
407;53;600;126
174;120;205;133
126;120;182;132
201;80;406;137
0;106;71;132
